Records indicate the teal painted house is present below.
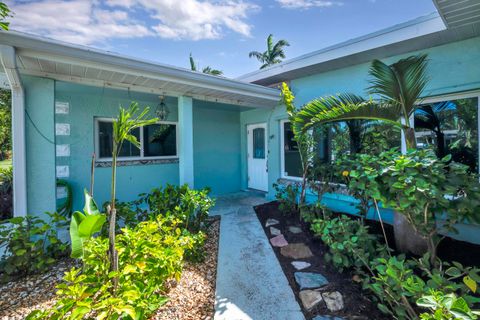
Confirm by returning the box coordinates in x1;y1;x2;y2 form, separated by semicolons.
1;2;480;244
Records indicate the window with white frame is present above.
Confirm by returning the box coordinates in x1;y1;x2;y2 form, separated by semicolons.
280;120;305;178
95;118;178;160
280;93;480;180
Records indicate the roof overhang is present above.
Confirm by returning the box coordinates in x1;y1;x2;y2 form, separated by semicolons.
433;0;480;28
238;11;480;86
0;30;280;108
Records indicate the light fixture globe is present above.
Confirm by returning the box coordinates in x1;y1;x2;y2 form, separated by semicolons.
156;95;170;120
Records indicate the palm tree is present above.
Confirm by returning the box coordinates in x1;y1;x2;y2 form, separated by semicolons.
285;54;429;150
414;102;452;157
249;34;290;69
189;54;223;76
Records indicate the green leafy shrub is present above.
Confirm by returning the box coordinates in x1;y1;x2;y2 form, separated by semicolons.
310;214;389;272
365;253;480;319
0;212;68;282
375;149;480;263
367;255;426;319
142;184;214;233
273;182;299;215
27;215;195;320
418;291;480;320
0;166;13;219
336;151;392;219
300;202;330;223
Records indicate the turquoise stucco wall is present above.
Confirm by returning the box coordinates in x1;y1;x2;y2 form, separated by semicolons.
239;36;480;244
23;76;57;217
55;82;180;211
193;100;244;195
290;36;480;106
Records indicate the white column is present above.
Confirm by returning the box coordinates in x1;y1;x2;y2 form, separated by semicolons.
0;45;27;216
178;96;194;187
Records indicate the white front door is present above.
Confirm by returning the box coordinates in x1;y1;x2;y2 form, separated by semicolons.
247;123;268;191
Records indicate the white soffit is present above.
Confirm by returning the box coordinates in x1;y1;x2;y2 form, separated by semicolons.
0;31;280;108
433;0;480;28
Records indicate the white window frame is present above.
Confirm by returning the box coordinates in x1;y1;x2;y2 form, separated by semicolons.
94;117;179;162
280;119;303;181
417;91;480;175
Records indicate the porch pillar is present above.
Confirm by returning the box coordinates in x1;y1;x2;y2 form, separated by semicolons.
178;96;194;187
0;45;27;216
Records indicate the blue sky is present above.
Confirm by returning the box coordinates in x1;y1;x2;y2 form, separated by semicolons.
7;0;436;77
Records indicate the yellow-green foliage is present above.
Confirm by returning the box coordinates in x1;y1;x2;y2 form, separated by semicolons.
27;215;196;320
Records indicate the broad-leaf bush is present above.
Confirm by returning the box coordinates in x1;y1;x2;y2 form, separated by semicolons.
273;182;299;215
141;184;214;233
310;214;389;272
27;215;195;320
0;212;68;282
417;291;480;320
375;149;480;263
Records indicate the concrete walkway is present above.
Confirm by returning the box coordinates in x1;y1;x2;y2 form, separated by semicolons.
212;192;304;320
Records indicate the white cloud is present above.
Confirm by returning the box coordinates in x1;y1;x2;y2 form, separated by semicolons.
7;0;152;44
6;0;258;44
108;0;258;40
276;0;342;10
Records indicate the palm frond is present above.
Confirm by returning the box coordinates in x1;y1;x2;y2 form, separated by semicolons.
368;54;428;119
202;66;223;76
293;94;403;134
249;51;265;61
267;34;274;56
189;53;196;71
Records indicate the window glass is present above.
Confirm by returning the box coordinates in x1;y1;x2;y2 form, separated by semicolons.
143;124;177;157
98;121;140;158
253;128;265;159
415;97;478;172
283;121;302;177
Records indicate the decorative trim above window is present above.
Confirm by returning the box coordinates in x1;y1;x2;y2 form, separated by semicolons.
95;158;179;168
94;117;179;163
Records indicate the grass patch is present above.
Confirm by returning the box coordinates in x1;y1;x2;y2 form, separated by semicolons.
0;159;12;169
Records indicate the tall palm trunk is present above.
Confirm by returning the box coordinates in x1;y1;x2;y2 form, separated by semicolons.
404;127;417;150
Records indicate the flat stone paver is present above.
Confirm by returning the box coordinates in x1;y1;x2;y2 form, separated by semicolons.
265;218;279;227
280;243;313;259
292;261;311;270
295;272;329;290
270;234;289;247
212;192;304;320
270;226;281;236
288;226;303;234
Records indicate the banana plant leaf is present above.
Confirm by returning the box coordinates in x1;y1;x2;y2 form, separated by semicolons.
70;189;106;258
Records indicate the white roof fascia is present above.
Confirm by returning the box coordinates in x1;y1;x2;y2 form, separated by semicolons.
237;12;446;83
0;30;280;102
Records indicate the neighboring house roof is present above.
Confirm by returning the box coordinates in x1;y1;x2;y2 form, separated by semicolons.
0;31;280;108
238;4;480;86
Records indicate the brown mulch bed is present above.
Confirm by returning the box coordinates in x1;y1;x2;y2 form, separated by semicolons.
0;218;220;320
154;217;220;320
254;201;388;320
0;258;80;319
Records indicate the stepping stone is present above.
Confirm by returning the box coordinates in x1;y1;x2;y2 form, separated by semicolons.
280;243;313;259
322;291;344;312
312;316;344;320
265;218;279;227
299;290;323;310
295;272;329;290
288;226;302;234
270;226;281;236
270;234;288;247
291;261;311;270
